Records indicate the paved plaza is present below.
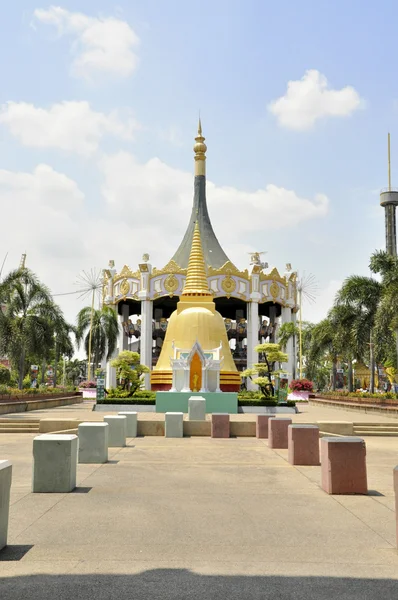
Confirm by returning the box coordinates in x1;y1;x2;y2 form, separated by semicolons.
1;409;398;598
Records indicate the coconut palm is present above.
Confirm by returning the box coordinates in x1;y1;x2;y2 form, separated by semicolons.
309;317;340;391
76;306;119;375
65;358;87;385
53;321;76;386
0;268;64;389
335;274;382;393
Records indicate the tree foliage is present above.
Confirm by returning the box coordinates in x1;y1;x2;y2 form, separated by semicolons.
242;343;288;397
76;306;119;369
110;350;150;395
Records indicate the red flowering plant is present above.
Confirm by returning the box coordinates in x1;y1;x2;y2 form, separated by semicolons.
290;379;313;392
79;380;97;389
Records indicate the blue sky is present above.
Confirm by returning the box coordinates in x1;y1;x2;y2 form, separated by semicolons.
0;1;395;324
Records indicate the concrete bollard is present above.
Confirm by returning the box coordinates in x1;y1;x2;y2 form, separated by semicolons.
0;460;12;550
118;412;138;437
165;412;183;438
256;415;274;439
321;437;367;494
211;414;230;438
268;418;292;449
288;424;320;466
78;422;109;464
188;396;206;421
103;416;127;447
32;434;78;493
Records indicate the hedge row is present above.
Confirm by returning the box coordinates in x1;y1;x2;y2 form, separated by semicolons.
99;397;296;407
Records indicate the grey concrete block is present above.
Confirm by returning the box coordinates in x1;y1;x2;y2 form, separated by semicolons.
32;434;77;493
103;416;127;447
118;412;138;437
0;460;12;549
188;397;206;421
78;422;109;464
165;412;183;438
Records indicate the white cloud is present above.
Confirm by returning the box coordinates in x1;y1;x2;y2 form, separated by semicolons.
0;101;138;156
33;6;139;79
268;70;363;131
100;152;329;244
0;153;329;333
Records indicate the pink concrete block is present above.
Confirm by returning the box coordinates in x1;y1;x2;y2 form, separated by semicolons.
256;415;274;439
288;425;320;466
394;466;398;548
321;437;367;495
211;414;230;438
268;418;292;449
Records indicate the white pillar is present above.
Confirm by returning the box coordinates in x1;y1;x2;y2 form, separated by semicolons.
139;296;153;389
292;310;297;380
281;306;295;382
138;262;153;390
119;304;129;353
200;368;207;393
247;298;260;390
181;368;190;392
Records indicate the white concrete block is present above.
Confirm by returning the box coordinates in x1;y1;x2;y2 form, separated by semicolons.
32;434;77;493
103;415;127;447
165;412;183;438
78;422;109;464
118;412;138;437
0;460;12;550
188;396;206;421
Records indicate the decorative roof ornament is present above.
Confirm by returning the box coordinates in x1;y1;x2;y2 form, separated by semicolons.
182;221;212;296
193;118;207;166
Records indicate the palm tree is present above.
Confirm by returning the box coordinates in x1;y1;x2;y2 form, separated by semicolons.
76;306;119;377
370;250;398;370
53;321;75;387
309;317;341;391
335;275;382;393
0;268;64;389
65;358;87;385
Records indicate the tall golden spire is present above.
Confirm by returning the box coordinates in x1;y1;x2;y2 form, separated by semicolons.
193;118;207;176
182;220;212;296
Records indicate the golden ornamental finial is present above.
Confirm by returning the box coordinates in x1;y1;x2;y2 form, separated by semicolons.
194;119;207;170
182;221;212;296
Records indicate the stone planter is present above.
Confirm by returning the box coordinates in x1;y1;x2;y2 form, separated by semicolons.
288;390;310;401
79;389;97;399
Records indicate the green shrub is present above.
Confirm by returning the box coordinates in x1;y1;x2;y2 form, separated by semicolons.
0;365;11;385
97;397;155;405
237;390;263;400
0;384;11;396
133;390;156;399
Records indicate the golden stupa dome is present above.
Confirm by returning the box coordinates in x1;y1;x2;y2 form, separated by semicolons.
151;220;239;385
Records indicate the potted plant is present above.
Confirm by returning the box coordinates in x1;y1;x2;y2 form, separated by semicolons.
78;380;97;399
288;379;313;401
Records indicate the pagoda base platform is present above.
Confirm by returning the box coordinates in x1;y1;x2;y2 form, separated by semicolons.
155;392;238;414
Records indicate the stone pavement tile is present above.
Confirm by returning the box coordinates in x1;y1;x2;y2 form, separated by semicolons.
331;495;397;546
0;561;80;577
8;493;66;541
373;496;396;511
19;541;398;566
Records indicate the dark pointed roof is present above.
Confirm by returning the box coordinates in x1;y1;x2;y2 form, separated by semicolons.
171;175;231;269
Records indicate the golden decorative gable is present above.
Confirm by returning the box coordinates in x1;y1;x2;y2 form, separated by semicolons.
113;265;140;282
152;260;187;276
207;261;249;280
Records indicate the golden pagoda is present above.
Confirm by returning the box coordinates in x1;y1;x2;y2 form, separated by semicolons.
151;220;241;392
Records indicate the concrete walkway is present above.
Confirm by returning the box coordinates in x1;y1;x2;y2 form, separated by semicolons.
1;432;398;598
3;400;398;424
